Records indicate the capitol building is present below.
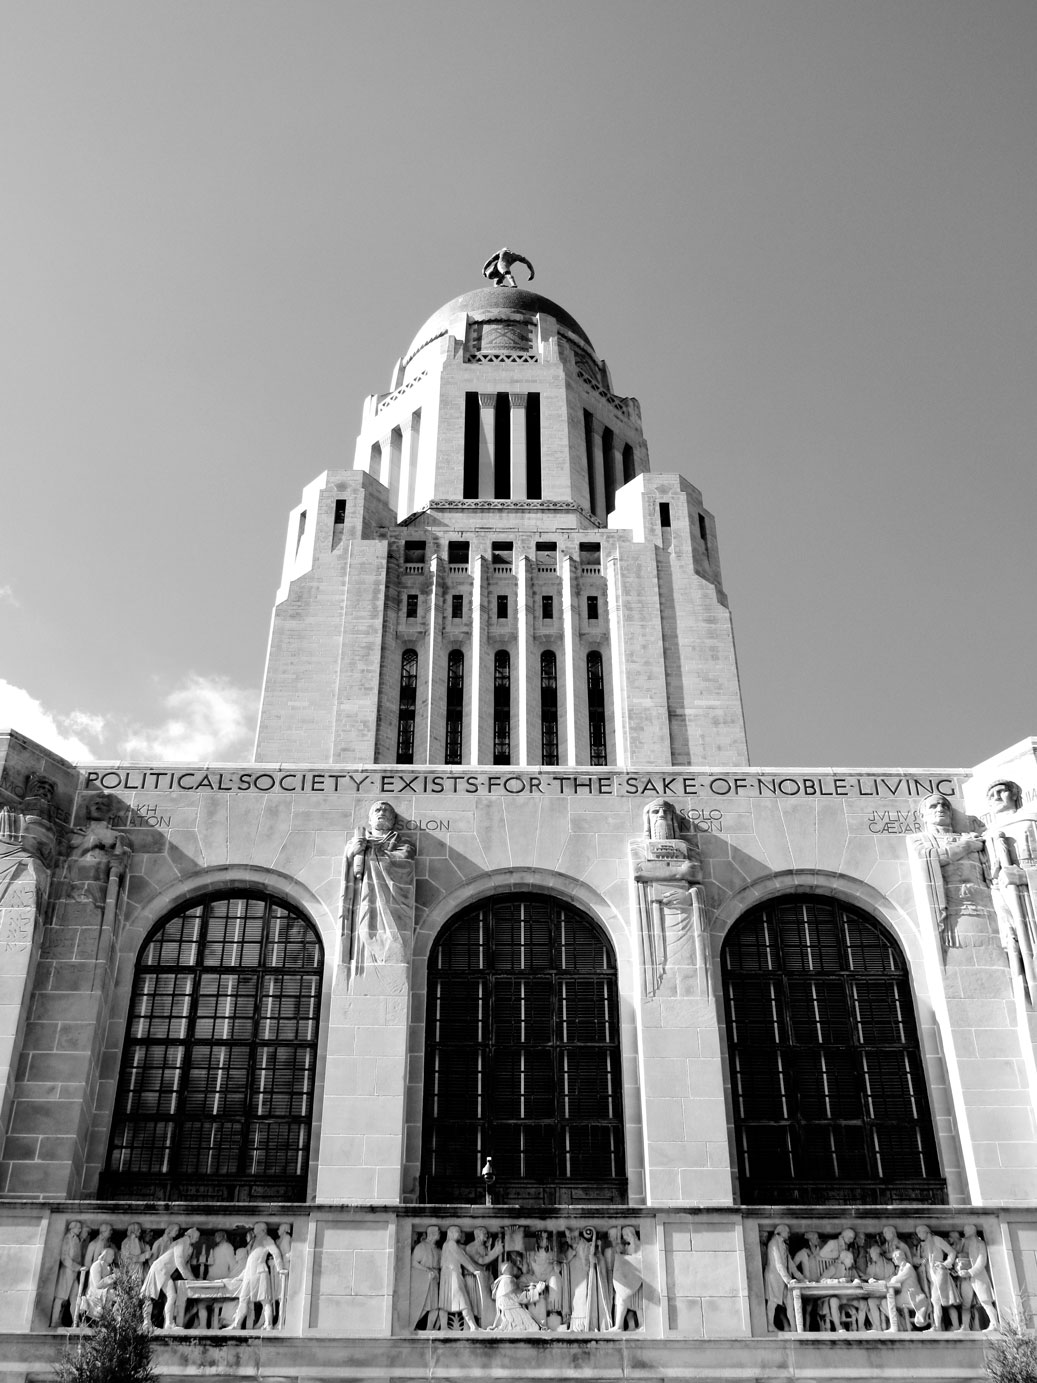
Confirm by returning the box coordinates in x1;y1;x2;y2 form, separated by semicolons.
1;259;1035;1380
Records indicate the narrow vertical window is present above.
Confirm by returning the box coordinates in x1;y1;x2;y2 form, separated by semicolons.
622;443;635;485
463;393;480;498
494;392;511;498
541;651;558;766
587;595;599;620
445;651;464;765
587;652;607;766
583;410;596;513
332;499;347;550
295;510;307;556
493;651;511;766
397;649;418;763
406;593;418;620
541;595;554;620
659;503;671;528
526;393;542;499
497;594;509;620
602;427;616;516
699;513;710;559
452;594;464;620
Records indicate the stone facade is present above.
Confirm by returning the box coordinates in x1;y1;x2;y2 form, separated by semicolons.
1;283;1036;1381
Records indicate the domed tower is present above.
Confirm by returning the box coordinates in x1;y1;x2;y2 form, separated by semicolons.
254;276;749;767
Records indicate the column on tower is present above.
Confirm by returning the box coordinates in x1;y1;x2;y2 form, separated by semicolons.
424;551;446;765
399;411;420;517
509;393;527;500
586;416;606;522
478;394;496;499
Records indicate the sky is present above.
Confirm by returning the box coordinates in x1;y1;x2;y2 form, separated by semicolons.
1;0;1035;771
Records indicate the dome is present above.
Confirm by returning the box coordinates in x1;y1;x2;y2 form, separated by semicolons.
403;287;595;367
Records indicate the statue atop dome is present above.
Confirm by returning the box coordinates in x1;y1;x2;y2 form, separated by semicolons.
482;247;535;287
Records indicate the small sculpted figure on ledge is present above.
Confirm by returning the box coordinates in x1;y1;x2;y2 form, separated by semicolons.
0;772;58;909
68;792;131;918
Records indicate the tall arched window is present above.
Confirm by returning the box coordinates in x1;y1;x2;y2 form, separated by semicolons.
587;651;607;766
445;650;464;764
493;650;510;765
102;893;323;1203
396;649;418;763
540;650;558;765
422;894;625;1205
722;895;945;1206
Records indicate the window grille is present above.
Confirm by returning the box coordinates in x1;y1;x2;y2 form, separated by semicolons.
587;652;607;766
721;896;946;1206
421;894;626;1205
445;650;464;765
102;893;322;1203
397;649;418;763
493;650;510;766
541;651;558;766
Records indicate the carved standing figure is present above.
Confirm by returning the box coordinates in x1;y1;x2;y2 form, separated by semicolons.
0;773;57;910
764;1224;798;1331
608;1226;643;1332
411;1225;442;1329
224;1223;284;1331
344;801;415;973
482;248;535;287
569;1227;612;1332
141;1227;200;1330
631;798;706;996
437;1226;482;1331
888;1247;930;1328
912;794;996;949
958;1223;1000;1331
525;1230;563;1326
465;1226;502;1327
50;1220;84;1327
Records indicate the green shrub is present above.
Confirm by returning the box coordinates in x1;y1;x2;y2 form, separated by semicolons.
55;1271;155;1383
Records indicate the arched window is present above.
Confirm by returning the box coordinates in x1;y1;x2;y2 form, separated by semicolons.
493;650;510;765
722;895;945;1206
445;650;464;764
422;894;625;1205
102;893;323;1203
396;649;418;763
587;651;607;766
540;650;558;765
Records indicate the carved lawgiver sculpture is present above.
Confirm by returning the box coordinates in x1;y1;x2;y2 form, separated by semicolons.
0;773;58;931
343;800;416;975
482;248;535;287
630;798;706;997
910;793;998;951
67;792;131;937
984;778;1037;1001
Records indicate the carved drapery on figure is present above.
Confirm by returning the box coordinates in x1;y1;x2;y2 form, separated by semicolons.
0;773;58;948
757;1221;1000;1334
909;793;998;952
342;800;416;975
984;779;1037;1002
630;798;706;997
67;792;131;936
408;1223;644;1333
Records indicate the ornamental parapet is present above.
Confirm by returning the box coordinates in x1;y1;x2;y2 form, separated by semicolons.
4;1204;1035;1343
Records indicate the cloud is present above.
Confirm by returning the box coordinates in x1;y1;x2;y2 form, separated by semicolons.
0;674;259;764
0;585;19;607
121;675;259;762
0;679;106;760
